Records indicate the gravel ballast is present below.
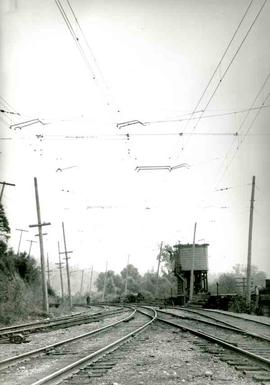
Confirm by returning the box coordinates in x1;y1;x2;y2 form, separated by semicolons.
82;323;260;385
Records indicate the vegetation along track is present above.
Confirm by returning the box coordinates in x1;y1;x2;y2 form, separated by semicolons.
0;306;125;341
156;307;270;383
0;307;156;385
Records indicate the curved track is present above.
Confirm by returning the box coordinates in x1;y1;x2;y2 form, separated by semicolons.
0;307;156;385
0;306;125;341
155;307;270;383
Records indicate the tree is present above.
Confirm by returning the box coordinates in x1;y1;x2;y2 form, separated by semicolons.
231;264;267;288
217;273;240;294
120;264;140;281
0;204;10;258
120;264;141;293
95;270;124;296
14;252;40;284
0;204;10;241
160;244;175;274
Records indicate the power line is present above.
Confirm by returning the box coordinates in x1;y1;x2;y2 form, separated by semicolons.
65;0;111;95
54;0;96;79
182;0;268;152
55;0;118;112
214;71;270;188
0;108;21;116
182;0;255;132
141;104;270;126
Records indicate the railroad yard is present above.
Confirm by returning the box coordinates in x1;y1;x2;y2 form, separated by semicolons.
0;305;270;385
1;1;270;384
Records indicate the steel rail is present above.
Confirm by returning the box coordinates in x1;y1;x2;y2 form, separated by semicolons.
0;305;107;334
0;309;93;333
157;315;270;368
169;307;270;342
29;308;157;385
0;308;135;370
184;307;270;327
157;308;242;332
0;307;124;338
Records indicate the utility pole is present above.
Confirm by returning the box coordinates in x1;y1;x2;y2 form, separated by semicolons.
155;242;163;298
16;228;28;256
189;222;197;302
80;270;84;297
46;253;53;288
0;181;15;203
102;261;108;302
29;177;51;313
61;222;72;310
89;265;93;301
56;241;64;302
124;255;130;296
246;176;256;307
26;239;37;257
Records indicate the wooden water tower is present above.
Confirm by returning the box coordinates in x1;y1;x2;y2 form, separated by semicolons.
173;243;209;303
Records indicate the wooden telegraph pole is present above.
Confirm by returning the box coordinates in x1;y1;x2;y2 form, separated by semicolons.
16;228;28;256
56;241;64;302
29;177;51;313
124;255;130;296
246;176;256;307
0;181;15;203
46;253;53;288
80;270;84;297
26;239;37;257
89;265;93;301
61;222;72;310
155;242;163;298
189;222;197;302
102;261;108;302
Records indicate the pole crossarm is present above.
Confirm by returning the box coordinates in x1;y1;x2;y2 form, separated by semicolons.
59;251;73;254
35;233;48;237
29;222;51;228
0;181;16;203
0;181;16;187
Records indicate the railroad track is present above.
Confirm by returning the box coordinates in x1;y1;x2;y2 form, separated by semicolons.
0;307;156;385
0;306;125;342
181;307;270;338
155;307;270;383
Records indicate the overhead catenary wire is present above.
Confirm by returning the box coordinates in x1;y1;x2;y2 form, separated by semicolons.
140;104;270;126
65;0;111;95
55;0;118;112
54;0;97;80
181;0;268;152
214;71;270;188
0;108;21;116
2;101;270;133
182;0;255;133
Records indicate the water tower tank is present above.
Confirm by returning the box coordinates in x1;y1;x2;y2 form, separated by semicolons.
174;243;208;272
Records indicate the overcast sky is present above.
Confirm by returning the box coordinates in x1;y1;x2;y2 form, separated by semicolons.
0;0;269;278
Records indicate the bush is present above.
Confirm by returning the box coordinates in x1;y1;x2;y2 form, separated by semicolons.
0;274;43;324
